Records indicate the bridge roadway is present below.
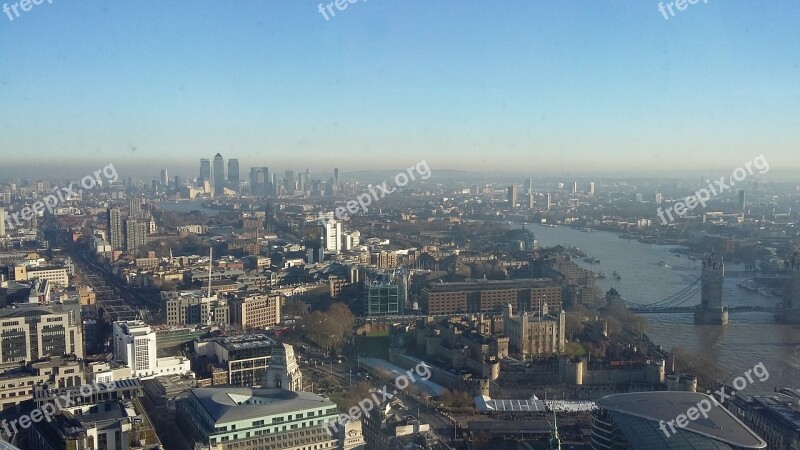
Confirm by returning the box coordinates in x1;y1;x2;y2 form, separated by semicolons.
628;305;775;314
724;270;794;279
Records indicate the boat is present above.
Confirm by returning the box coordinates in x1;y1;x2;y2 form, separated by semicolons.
658;260;671;268
758;287;773;297
612;271;621;280
736;279;759;291
584;257;601;264
688;255;699;261
595;272;607;279
674;254;682;258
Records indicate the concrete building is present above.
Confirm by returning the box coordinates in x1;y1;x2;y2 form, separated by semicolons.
507;185;517;209
592;392;766;449
193;334;278;387
228;293;281;330
107;207;124;250
366;284;402;316
0;356;84;410
213;153;225;197
0;305;83;362
177;388;345;450
113;321;191;379
322;219;343;253
728;388;800;450
161;290;230;326
421;279;562;315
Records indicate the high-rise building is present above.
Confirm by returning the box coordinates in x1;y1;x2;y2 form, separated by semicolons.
571;181;578;194
655;192;663;205
322;219;342;253
107;207;124;250
588;181;595;196
507;185;518;209
526;178;533;194
125;217;148;252
739;189;746;212
249;166;269;196
284;170;295;195
546;192;552;210
160;169;169;187
0;207;5;237
112;321;156;378
213;153;225;196
199;158;212;182
366;284;402;316
228;158;240;189
528;192;536;209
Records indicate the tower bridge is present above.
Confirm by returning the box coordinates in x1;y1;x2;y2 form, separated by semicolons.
623;252;800;325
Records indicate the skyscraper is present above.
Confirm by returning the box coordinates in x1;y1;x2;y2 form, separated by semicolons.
125;217;148;252
571;181;578;194
199;159;211;182
160;169;168;187
107;207;124;250
213;153;225;196
528;192;535;209
228;159;240;189
0;207;5;237
526;178;533;194
333;167;340;186
546;192;552;210
322;219;342;253
738;189;746;212
588;181;595;196
284;170;295;195
507;185;518;209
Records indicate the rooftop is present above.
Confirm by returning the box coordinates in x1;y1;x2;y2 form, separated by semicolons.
597;392;767;449
190;388;334;424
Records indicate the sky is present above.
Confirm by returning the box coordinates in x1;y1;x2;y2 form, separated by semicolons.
1;0;799;177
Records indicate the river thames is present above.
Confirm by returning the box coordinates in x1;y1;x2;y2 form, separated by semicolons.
520;223;800;395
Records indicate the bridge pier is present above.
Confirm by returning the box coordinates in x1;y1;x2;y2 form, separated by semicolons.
695;253;728;325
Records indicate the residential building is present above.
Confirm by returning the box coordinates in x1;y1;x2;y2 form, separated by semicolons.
228;293;281;330
421;279;562;315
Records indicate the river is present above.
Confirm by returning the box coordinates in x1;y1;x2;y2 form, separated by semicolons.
520;223;800;395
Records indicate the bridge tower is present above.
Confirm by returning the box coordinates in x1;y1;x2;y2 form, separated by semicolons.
777;252;800;324
694;252;729;325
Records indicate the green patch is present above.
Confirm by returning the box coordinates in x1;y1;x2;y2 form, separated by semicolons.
564;341;587;357
354;334;390;359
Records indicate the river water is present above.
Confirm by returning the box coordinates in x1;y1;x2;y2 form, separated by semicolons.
520;223;800;395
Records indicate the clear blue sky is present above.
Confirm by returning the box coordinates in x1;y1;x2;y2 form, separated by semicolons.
1;0;798;176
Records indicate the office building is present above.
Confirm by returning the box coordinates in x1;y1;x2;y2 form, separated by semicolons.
728;388;800;450
739;189;747;212
193;335;278;386
525;178;533;194
112;321;156;378
200;158;212;182
284;170;295;195
0;305;84;362
0;207;5;236
160;169;169;187
591;392;766;449
322;219;342;253
178;388;343;450
228;293;281;330
527;192;535;209
161;290;230;326
213;153;225;196
107;207;124;250
588;181;595;196
546;192;552;210
421;279;561;315
249;166;269;196
228;158;240;189
366;284;402;316
507;185;517;209
654;192;663;205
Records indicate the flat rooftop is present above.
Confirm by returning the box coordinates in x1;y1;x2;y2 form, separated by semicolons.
190;388;334;424
424;278;558;293
597;392;767;449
